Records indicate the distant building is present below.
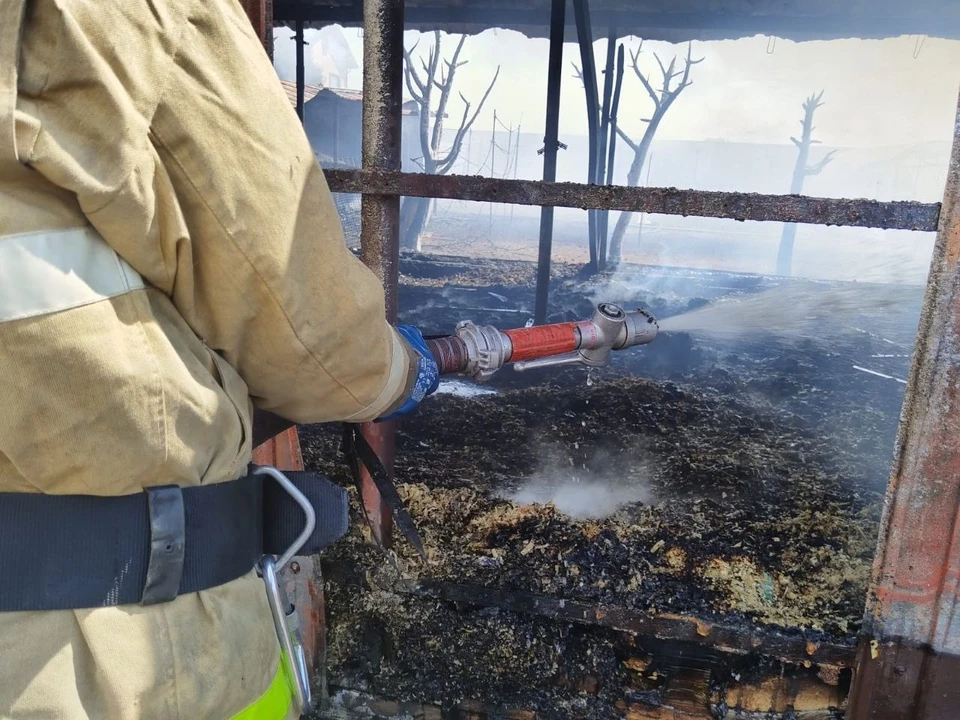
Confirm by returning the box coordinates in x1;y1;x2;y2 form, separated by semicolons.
308;26;359;89
300;88;421;171
279;79;322;107
281;82;422;245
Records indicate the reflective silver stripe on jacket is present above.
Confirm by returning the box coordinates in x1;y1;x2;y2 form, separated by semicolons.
0;226;145;323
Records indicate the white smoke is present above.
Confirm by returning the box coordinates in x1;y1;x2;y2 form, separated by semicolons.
499;445;656;520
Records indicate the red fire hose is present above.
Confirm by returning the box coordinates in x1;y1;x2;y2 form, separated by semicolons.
424;303;658;380
252;303;657;446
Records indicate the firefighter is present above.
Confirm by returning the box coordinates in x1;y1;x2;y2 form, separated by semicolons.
0;0;437;718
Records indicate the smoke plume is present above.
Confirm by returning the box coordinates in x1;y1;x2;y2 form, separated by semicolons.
499;444;656;520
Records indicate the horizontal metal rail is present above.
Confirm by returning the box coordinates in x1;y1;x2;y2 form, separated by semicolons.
325;169;941;232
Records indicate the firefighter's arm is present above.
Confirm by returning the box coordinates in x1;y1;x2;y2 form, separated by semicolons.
147;0;433;424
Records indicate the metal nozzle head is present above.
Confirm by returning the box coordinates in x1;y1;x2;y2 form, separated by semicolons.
597;302;626;321
617;307;659;349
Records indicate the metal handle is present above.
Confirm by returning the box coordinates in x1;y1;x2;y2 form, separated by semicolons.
254;466;315;571
513;351;589;372
254;465;316;715
261;556;311;715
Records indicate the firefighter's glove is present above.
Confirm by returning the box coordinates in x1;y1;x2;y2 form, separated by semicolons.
376;324;440;421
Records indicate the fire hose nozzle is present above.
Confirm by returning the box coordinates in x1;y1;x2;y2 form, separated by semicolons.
424;304;658;380
614;304;659;350
513;304;658;372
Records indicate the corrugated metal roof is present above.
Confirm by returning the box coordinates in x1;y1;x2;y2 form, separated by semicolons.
281;83;421;115
324;87;363;102
280;78;322;106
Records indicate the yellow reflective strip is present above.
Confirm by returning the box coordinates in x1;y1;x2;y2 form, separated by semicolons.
229;656;293;720
0;226;145;323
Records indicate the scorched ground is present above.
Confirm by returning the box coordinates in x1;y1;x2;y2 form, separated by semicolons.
300;254;921;718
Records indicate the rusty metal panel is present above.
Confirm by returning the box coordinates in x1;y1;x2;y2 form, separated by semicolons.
251;426;304;471
356;0;405;548
241;0;301;473
846;90;960;720
325;168;941;231
240;0;269;49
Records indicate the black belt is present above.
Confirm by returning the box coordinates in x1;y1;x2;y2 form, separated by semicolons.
0;466;348;612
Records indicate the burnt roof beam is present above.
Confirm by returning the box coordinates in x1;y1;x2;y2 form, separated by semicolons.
272;3;960;41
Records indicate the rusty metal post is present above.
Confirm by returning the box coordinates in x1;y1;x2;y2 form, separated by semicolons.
240;0;321;706
240;0;267;47
357;0;404;547
846;89;960;720
534;0;566;325
295;19;305;122
325;169;940;232
240;0;303;473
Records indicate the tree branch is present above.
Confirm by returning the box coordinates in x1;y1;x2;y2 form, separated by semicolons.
571;61;585;85
660;56;678;96
431;34;467;153
678;42;704;90
628;43;660;107
805;149;838;176
403;39;436;166
615;126;639;152
653;52;669;82
402;45;426;98
437;66;500;174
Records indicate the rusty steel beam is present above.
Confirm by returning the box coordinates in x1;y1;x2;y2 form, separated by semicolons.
251;423;303;471
325;168;941;232
240;0;267;46
846;90;960;720
240;0;303;472
357;0;404;549
533;0;565;325
295;19;305;121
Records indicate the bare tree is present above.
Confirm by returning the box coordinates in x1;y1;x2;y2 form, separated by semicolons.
776;91;837;275
606;42;703;267
401;31;500;251
573;39;626;274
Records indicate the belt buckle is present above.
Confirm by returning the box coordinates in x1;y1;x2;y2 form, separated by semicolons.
254;466;315;716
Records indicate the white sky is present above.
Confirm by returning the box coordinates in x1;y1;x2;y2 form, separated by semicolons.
274;27;960;148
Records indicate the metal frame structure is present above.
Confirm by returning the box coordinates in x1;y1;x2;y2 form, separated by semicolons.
248;0;960;716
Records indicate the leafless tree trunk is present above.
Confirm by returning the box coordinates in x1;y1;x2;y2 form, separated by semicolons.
401;32;499;251
607;42;702;267
776;91;838;275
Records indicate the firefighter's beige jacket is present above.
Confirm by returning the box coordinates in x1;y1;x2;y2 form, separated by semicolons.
0;0;415;717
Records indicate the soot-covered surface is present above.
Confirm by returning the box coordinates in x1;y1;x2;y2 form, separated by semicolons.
301;254;923;714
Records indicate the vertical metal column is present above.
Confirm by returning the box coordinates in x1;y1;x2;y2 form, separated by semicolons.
295;19;305;122
847;89;960;720
534;0;566;326
241;0;304;474
238;1;320;704
240;0;266;48
358;0;404;547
